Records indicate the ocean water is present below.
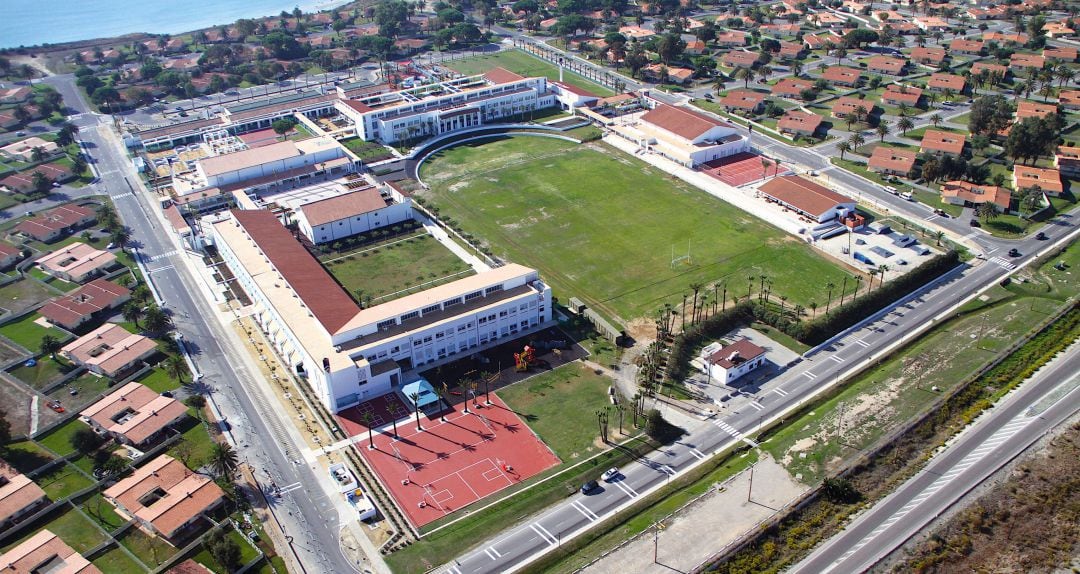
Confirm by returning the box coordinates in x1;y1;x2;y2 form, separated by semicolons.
0;0;350;49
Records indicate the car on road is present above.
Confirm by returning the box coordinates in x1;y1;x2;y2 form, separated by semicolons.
933;209;949;217
601;468;620;482
1036;232;1047;240
1008;248;1021;257
16;131;26;136
969;219;980;227
581;480;600;494
882;185;898;195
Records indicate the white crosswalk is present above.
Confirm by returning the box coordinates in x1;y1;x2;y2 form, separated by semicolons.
571;500;599;521
611;479;640;498
143;249;179;262
988;256;1017;270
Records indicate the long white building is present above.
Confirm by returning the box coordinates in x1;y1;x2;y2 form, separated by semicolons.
335;68;574;145
293;184;412;244
210;209;552;412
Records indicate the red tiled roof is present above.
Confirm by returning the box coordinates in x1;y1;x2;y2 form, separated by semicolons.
927;73;965;91
231;210;360;333
104;455;224;538
341;99;373;113
758;175;853;217
641;103;731;140
300;187;386;227
822;66;862;84
911;47;946;63
777;110;823;133
832;96;873;116
867;55;906;74
1016;100;1057;119
1013;165;1063;193
771;77;814;97
706;338;765;369
920;129;966;155
969;62;1007;77
39;278;130;329
882;84;922;105
0;461;47;526
868;146;917;173
950;38;984;53
941;180;1011;210
0;530;100;573
720;89;766;110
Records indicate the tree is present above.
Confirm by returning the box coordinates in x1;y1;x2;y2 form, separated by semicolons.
0;408;10;447
823;477;861;503
837;141;850;160
166;354;187;385
645;408;665;439
71;427;103;455
90;86;121;107
110;227;131;253
360;412;375;448
877;264;889;285
410;392;422;430
929;113;943;128
386;401;402;438
210;442;240;480
375;0;410;37
975;200;998;223
897;116;914;136
56;122;79;147
40;335;61;360
207;530;243;571
185;394;207;411
824;282;835;314
875;120;891;144
97;203;118;230
31;171;51;194
735;67;752;88
72;155;88;177
968;94;1014;136
30;147;46;163
143;305;173;335
848;132;865;152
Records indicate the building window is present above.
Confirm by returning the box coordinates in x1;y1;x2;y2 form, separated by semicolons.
464;290;483;301
435;332;444;340
401;311;419;321
485;285;503;295
499;310;508;317
457;324;467;332
377;319;396;330
444;297;462;307
422;304;441;314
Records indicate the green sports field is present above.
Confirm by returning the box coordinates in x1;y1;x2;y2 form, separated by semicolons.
445;50;615;97
419;136;855;323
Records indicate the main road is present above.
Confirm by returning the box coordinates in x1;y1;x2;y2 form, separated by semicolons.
445;219;1080;573
790;343;1080;574
56;75;357;574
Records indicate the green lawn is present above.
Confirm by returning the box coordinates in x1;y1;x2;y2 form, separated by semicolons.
340;137;395;162
761;292;1066;483
497;362;618;460
2;440;55;473
135;367;179;393
8;356;76;390
168;415;218;471
28;266;77;292
91;545;147;574
34;461;95;500
0;313;67;351
420;137;854;323
1007;239;1080;301
902;124;965;141
47;372;113;414
446;50;615;97
324;234;474;305
36;418;88;456
0;277;61;315
117;526;178;568
0;505;108;554
193;528;261;572
80;492;128;532
913;189;964;217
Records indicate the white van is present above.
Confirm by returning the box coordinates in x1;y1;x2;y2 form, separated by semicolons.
900;191;914;201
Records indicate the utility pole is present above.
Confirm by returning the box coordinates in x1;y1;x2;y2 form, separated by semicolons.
653;522;665;563
747;462;755;503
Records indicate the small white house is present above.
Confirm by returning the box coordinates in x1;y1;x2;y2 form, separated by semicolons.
703;338;767;384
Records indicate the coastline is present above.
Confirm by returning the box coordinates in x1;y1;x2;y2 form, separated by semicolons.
0;0;353;51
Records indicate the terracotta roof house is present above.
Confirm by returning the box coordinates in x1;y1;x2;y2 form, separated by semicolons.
771;77;815;99
715;31;749;46
915;16;950;30
0;163;75;195
1043;22;1075;38
684;40;707;55
1054;145;1080;177
868;146;918;177
104;455;225;542
13;204;95;243
949;38;985;55
1043;46;1078;62
778;40;805;59
910;47;947;66
637;104;749;167
0;530;101;573
927;73;966;93
722;50;762;68
35;242;117;284
642;64;693;84
832;96;874;118
1009;53;1046;70
966;7;996;20
720;90;767;114
1013;165;1063;196
758;175;856;222
969;62;1008;79
62;323;159;379
804;33;839;50
617;25;654;39
940;181;1012;212
867;55;907;75
812;12;847;27
0;461;48;529
39;278;132;331
983;32;1029;44
1016;100;1058;120
777;110;824;137
822;66;862;87
80;381;188;447
882;84;923;107
0;86;31;104
703;338;767;384
920;130;966;156
0;242;23;270
1059;89;1080;110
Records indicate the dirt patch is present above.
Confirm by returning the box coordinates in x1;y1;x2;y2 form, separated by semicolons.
625;317;657;343
0;377;34;436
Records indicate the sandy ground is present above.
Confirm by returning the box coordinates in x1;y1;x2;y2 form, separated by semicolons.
580;453;810;574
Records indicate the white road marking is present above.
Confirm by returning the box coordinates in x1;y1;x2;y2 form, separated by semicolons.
854;339;870;348
988;256;1017;270
772;387;789;397
748;401;765;411
689;448;706;459
829;355;845;364
572;500;599;521
484;548;498;560
803;372;818;380
612;480;640;498
531;523;557;546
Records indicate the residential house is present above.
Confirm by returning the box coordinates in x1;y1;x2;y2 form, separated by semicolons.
1059;89;1080;110
0;163;75;195
1043;46;1078;62
13;204;95;243
1016;100;1058;120
715;31;749;46
832;96;874;118
920;130;966;156
949;38;985;56
777;110;824;137
0;242;22;270
0;86;31;104
80;381;188;446
927;72;966;93
867;55;907;76
722;50;762;69
35;242;117;283
103;455;225;542
983;32;1029;44
720;90;767;114
1009;53;1046;70
868;146;918;177
63;324;159;379
0;461;48;529
822;65;862;87
685;40;707;55
813;12;847;27
882;84;923;107
1013;165;1063;196
0;530;101;573
940;181;1012;212
969;61;1008;79
910;47;947;66
914;16;950;31
771;77;815;99
39;279;132;331
1043;22;1075;38
1054;146;1080;177
702;338;767;384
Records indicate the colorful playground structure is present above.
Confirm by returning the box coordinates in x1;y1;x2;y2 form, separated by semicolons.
514;345;537;372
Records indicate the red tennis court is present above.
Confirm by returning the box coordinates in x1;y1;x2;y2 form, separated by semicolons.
349;394;560;527
238;128;284;148
701;152;781;186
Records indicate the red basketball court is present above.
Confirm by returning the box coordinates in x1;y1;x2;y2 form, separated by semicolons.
343;394;560;527
238;129;284;148
701;152;781;186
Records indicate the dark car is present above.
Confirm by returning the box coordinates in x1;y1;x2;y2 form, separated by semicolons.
933;209;949;218
969;219;980;227
1008;248;1021;257
1036;232;1047;240
581;480;600;494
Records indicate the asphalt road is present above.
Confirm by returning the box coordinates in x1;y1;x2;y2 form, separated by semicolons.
447;221;1080;573
790;344;1080;574
62;75;354;574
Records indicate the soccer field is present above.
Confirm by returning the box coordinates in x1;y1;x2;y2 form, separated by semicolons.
419;137;855;323
446;49;615;97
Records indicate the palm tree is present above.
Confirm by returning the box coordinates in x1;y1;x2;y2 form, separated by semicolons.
713;75;726;96
166;354;187;384
868;269;879;289
122;301;145;328
360;412;375;448
897;116;914;136
837;141;851;160
143;305;172;334
110;227;132;253
209;442;239;480
410;392;422;431
897;102;910;117
97;203;118;229
40;335;61;360
929;113;943;128
877;264;889;285
935;230;945;246
735;67;752;88
809;301;818;317
876;120;890;142
848;132;865;152
824;282;835;314
1055;64;1075;87
386;401;402;438
975;201;998;223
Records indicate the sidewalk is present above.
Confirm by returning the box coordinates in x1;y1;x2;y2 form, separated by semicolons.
414;210;491;273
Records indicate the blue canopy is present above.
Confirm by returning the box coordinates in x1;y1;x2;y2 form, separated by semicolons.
401;378;439;409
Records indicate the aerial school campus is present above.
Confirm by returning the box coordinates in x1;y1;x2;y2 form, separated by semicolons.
2;0;1080;572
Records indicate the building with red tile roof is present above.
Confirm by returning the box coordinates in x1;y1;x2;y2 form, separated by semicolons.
80;381;188;446
983;31;1029;44
758;175;856;222
822;66;862;87
719;90;767;113
295;184;412;245
39;279;131;331
969;61;1008;78
882;84;923;107
1054;145;1080;177
1009;53;1046;70
104;455;225;542
868;146;917;177
0;242;22;270
867;55;907;75
35;242;117;284
771;77;814;99
940;181;1012;212
777;110;824;137
721;50;762;68
715;31;749;46
1059;89;1080;110
920;130;966;156
778;40;805;59
949;38;985;55
927;73;966;93
703;338;766;383
63;324;159;380
910;47;947;65
1013;165;1063;196
832;96;874;118
0;530;100;573
0;163;75;196
13;204;95;243
1043;46;1078;62
0;461;48;529
1016;100;1058;120
637;103;749;166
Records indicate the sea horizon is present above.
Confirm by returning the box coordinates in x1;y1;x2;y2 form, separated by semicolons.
0;0;351;50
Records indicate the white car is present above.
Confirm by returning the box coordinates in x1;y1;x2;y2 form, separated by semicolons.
601;467;620;482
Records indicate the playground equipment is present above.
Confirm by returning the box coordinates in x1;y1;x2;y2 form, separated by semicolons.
514;345;536;372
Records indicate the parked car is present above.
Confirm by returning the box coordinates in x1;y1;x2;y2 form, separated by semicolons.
933;209;949;217
1036;232;1047;240
581;480;600;494
1008;248;1021;257
602;468;620;482
969;219;980;227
